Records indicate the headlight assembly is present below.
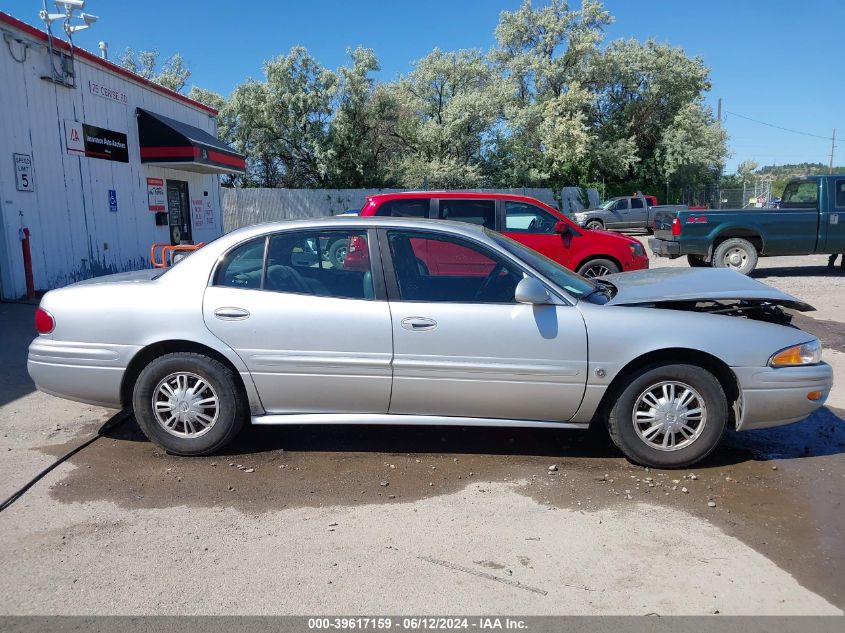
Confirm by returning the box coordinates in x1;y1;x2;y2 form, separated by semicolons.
769;340;821;367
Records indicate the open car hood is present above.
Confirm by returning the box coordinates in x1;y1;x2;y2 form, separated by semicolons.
601;268;814;312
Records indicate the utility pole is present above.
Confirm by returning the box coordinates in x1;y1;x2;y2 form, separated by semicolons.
717;98;722;123
830;128;836;174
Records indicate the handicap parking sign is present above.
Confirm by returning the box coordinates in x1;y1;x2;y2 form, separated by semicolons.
108;189;118;213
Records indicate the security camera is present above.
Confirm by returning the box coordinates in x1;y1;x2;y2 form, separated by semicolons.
54;0;86;10
81;12;98;24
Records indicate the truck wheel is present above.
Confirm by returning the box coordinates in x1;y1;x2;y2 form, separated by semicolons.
713;238;758;275
327;239;348;268
607;363;727;469
586;220;604;231
577;258;619;278
687;254;709;268
132;352;247;456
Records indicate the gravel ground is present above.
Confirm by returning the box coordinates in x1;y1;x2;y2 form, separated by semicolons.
0;244;843;615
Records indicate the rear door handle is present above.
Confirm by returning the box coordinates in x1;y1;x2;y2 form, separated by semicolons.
214;307;250;321
401;317;437;331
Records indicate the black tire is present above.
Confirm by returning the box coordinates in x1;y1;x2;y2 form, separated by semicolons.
327;239;348;267
132;352;247;456
687;254;709;267
712;238;758;275
607;363;727;469
577;258;620;278
585;220;604;231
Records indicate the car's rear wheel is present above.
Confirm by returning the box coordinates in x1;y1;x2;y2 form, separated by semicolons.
687;254;709;267
607;363;727;468
132;352;247;455
585;220;604;231
577;258;620;278
713;238;758;275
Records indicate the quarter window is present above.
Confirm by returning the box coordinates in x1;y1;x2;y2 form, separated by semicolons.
374;198;430;218
387;231;522;303
504;201;559;233
437;199;495;228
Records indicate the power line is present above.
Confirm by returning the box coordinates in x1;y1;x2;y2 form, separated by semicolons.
725;110;836;141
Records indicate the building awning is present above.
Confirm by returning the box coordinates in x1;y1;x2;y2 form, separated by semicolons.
136;108;245;174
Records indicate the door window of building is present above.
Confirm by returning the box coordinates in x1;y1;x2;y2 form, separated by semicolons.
166;180;192;245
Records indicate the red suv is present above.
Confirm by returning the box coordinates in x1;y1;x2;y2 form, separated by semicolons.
357;192;648;277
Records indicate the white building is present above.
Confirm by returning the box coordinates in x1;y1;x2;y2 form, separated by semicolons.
0;11;244;300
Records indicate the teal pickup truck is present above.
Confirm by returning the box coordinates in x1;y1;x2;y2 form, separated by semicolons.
649;175;845;274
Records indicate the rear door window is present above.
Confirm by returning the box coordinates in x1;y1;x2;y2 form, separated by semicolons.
630;198;644;209
374;199;430;218
781;181;819;208
437;199;496;228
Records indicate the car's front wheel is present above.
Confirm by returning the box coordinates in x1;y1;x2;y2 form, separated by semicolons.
585;220;604;231
577;258;620;278
132;352;247;455
606;363;727;468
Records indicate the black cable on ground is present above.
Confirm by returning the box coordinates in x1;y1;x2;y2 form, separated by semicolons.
0;409;133;513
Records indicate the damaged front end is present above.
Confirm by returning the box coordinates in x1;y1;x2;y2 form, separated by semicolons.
643;298;802;326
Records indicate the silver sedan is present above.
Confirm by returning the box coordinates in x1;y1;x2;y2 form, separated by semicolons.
27;218;833;468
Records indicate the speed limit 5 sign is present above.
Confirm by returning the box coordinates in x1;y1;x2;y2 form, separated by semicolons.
13;153;34;192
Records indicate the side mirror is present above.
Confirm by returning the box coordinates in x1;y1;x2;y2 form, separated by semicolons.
515;276;551;305
554;221;570;235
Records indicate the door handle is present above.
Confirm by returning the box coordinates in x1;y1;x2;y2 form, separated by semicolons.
214;307;250;321
401;317;437;331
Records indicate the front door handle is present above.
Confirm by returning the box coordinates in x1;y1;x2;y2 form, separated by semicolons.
401;317;437;331
214;307;250;321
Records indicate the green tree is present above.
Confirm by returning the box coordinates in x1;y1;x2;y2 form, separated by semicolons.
380;48;502;188
186;86;226;111
657;101;727;192
118;48;191;92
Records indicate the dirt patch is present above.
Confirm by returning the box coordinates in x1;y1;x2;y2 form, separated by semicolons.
40;403;845;608
792;313;845;353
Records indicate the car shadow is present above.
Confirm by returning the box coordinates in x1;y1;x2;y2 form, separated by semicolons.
104;406;845;468
0;303;37;408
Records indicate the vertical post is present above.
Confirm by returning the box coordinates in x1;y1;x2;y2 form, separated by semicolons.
830;129;836;175
717;98;722;123
20;227;35;299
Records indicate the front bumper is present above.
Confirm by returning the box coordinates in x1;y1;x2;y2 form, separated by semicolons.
732;362;834;431
648;238;681;257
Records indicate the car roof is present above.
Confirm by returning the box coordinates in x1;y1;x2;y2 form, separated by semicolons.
220;216;489;246
365;191;551;205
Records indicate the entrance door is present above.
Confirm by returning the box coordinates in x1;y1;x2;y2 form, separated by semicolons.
166;180;192;245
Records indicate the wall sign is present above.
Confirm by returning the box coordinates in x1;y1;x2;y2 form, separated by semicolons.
204;197;214;226
192;198;205;227
13;153;34;192
88;80;128;106
64;119;129;162
108;189;118;213
146;177;165;212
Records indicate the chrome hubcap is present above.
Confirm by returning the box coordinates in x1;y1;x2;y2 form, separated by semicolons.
724;247;748;269
583;265;611;278
152;372;219;438
632;381;706;451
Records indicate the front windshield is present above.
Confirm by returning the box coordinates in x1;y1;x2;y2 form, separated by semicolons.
485;229;597;299
598;198;619;210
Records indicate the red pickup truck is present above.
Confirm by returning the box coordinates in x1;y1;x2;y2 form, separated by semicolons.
353;192;648;278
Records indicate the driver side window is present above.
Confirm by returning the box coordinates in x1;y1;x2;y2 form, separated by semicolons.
387;231;522;304
504;201;559;234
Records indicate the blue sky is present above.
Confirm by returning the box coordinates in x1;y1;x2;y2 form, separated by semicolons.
6;0;842;172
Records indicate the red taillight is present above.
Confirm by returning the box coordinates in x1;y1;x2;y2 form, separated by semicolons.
671;217;682;236
35;307;55;334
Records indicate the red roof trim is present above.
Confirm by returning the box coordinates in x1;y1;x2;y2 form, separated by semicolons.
0;11;218;116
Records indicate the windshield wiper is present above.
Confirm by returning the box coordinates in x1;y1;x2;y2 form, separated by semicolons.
581;279;617;302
